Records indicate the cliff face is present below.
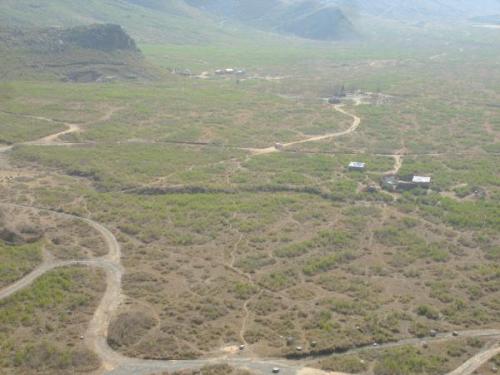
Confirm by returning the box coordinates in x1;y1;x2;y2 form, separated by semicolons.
61;24;139;51
0;24;140;53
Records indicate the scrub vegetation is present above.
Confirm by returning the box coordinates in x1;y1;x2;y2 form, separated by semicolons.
0;5;499;375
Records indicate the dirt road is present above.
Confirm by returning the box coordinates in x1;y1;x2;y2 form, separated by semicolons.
386;154;403;175
26;123;81;145
0;202;126;372
3;105;123;147
446;343;500;375
247;104;361;155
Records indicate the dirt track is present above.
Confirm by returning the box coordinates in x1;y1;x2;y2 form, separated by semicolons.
247;104;361;155
446;344;500;375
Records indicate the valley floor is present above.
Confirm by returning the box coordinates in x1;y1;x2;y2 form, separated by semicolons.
0;26;499;375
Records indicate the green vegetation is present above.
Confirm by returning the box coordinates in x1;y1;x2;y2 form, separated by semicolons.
374;346;446;375
0;267;104;373
0;240;43;288
13;143;244;190
0;113;66;144
0;0;228;44
415;305;440;320
319;355;368;373
0;5;499;372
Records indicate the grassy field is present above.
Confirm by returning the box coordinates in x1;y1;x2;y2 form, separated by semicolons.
0;240;42;288
0;112;66;144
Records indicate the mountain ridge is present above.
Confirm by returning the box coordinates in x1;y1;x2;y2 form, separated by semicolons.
321;0;500;21
186;0;357;40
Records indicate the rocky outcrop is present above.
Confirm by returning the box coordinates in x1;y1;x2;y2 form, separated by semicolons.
61;24;139;52
0;24;153;82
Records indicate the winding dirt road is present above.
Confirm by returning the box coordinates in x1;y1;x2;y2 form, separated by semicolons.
0;202;126;372
1;108;499;375
3;106;123;147
26;123;81;145
247;104;361;156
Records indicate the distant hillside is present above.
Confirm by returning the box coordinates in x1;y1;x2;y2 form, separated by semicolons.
471;14;500;24
0;0;228;44
0;24;153;82
0;0;358;43
323;0;500;22
186;0;357;41
280;5;355;40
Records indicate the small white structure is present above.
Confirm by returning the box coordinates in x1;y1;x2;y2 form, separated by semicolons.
412;176;431;186
348;162;366;171
275;142;284;150
216;68;243;76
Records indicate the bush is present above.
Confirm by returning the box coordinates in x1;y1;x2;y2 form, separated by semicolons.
416;305;440;320
303;251;355;275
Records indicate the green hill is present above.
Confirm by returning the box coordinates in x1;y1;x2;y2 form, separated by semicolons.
0;24;153;82
326;0;500;22
279;5;356;40
0;0;357;43
186;0;357;40
0;0;228;44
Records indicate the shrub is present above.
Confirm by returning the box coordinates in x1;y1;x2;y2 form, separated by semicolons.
416;305;440;320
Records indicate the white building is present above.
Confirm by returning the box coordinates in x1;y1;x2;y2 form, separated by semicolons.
348;162;366;171
412;176;431;185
